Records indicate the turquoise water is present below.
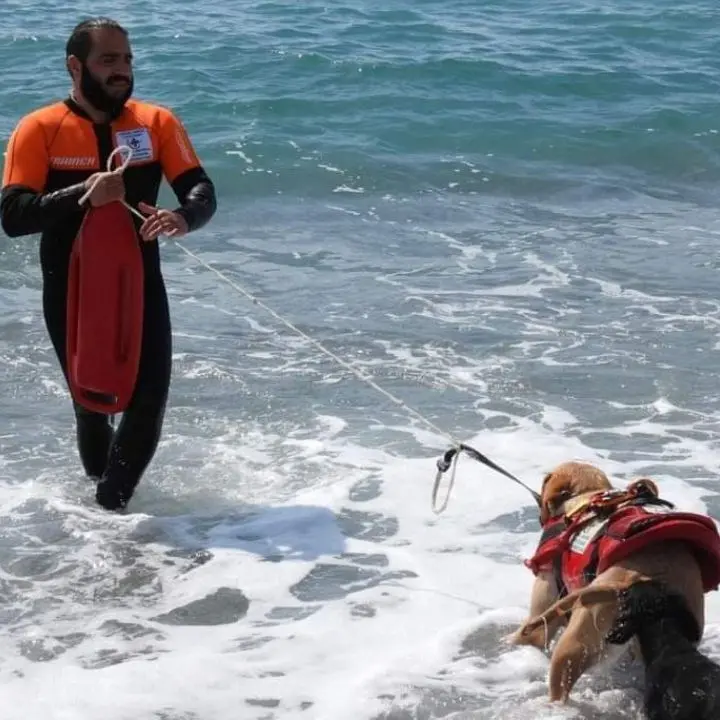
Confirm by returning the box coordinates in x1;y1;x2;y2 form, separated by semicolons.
5;2;719;200
1;2;720;718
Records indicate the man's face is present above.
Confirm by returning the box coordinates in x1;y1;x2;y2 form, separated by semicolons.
70;28;134;116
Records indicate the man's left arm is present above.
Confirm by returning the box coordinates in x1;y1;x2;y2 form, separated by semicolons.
158;108;217;233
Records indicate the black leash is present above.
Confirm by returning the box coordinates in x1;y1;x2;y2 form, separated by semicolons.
432;443;542;513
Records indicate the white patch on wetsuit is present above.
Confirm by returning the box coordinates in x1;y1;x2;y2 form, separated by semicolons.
115;128;153;163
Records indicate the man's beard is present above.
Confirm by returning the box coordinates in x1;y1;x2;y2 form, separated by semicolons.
80;64;134;118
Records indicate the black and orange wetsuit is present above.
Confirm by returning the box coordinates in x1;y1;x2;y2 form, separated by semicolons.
0;97;217;510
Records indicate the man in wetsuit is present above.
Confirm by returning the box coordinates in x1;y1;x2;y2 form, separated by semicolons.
0;17;217;511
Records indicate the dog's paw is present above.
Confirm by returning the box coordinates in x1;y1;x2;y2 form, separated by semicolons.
504;625;539;647
502;629;523;646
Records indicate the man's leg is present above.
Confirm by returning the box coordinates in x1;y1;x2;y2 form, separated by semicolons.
43;273;114;477
95;276;172;510
73;402;114;478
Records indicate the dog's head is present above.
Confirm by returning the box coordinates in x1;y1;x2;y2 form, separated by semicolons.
539;461;612;525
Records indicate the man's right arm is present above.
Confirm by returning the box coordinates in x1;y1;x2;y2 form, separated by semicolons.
0;116;87;238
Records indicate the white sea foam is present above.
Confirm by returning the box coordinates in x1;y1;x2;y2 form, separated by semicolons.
1;402;719;720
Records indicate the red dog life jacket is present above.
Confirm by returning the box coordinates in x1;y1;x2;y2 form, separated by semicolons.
525;494;720;595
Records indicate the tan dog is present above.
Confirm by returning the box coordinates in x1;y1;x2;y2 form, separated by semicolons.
507;461;710;703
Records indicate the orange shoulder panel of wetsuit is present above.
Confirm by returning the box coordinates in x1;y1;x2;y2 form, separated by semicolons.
125;100;202;183
1;105;63;192
157;106;201;183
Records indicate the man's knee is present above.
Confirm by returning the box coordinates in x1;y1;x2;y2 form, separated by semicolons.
126;388;167;426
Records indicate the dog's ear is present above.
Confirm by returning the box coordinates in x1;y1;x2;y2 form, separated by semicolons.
539;472;553;524
540;470;574;525
540;472;571;524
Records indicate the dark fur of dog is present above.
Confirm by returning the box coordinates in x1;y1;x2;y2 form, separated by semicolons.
606;579;720;720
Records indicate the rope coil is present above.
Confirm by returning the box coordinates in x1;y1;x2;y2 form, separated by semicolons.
77;144;137;211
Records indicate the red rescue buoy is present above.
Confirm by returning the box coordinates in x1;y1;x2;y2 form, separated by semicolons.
66;201;143;414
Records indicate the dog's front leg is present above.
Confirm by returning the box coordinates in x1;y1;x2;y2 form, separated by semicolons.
547;593;618;702
507;571;565;650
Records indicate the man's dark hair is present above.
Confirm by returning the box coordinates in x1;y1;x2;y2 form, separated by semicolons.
65;17;128;63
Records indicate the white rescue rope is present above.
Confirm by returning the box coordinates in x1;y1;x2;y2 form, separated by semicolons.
78;145;464;512
77;144;136;209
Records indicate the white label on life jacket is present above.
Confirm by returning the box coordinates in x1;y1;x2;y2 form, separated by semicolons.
641;503;674;515
570;517;611;554
569;503;674;554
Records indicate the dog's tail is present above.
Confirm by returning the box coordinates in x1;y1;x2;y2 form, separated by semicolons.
605;579;701;646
